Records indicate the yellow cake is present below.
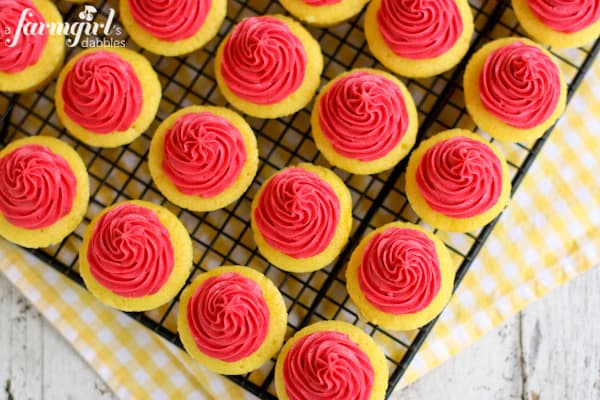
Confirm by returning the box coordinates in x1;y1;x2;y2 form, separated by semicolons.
405;129;511;232
251;163;352;273
55;48;161;148
148;106;259;212
0;0;65;92
79;200;192;311
279;0;369;26
346;222;455;330
0;136;89;248
215;15;323;119
275;321;388;400
311;68;418;175
178;265;288;375
120;0;226;56
463;37;567;142
512;0;600;49
364;0;474;78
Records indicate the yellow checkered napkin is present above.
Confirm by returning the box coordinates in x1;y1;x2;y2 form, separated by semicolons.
1;60;599;399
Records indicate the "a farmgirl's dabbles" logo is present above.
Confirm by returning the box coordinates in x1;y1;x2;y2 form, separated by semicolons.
5;5;125;48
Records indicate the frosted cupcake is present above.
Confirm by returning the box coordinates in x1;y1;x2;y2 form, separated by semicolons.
311;68;418;175
0;0;65;92
251;164;352;273
178;266;287;375
55;48;161;148
148;106;259;212
346;222;454;330
120;0;226;56
275;321;388;400
464;37;567;142
279;0;369;26
365;0;474;78
512;0;600;49
0;136;89;248
215;15;323;119
405;129;511;232
79;200;193;311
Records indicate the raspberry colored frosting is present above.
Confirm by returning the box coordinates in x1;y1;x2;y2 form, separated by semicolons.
283;331;374;400
254;167;340;258
187;272;270;362
0;144;76;230
416;136;503;218
302;0;341;5
319;71;409;161
127;0;210;41
162;112;247;198
220;16;307;105
359;227;441;314
87;204;175;298
377;0;463;59
0;0;48;73
529;0;600;33
62;51;143;134
479;41;561;129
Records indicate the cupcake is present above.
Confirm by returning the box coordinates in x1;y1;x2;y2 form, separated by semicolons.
311;68;418;175
79;200;193;311
120;0;226;56
55;48;161;148
275;321;388;400
464;37;567;142
178;266;288;375
364;0;474;78
0;136;89;248
148;106;259;212
251;163;352;273
512;0;600;49
279;0;369;26
346;222;454;330
405;129;511;232
0;0;65;92
215;15;324;119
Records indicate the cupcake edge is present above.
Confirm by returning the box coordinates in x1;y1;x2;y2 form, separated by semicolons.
463;37;567;142
279;0;370;27
148;105;259;212
311;68;419;175
177;265;288;375
346;221;455;331
79;200;193;311
405;129;512;232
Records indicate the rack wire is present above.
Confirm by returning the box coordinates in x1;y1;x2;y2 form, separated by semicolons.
1;0;599;398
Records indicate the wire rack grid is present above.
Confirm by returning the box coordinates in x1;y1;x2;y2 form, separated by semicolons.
1;0;599;398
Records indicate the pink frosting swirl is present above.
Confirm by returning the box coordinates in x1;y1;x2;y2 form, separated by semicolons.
162;112;247;198
127;0;210;41
220;16;307;105
416;136;503;218
254;167;340;258
62;51;143;134
359;227;441;314
0;0;48;73
87;204;175;298
319;71;409;161
529;0;600;33
283;331;374;400
187;272;269;362
0;144;76;230
302;0;341;5
377;0;463;59
479;41;561;129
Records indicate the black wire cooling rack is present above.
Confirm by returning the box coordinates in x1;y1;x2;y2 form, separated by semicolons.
1;0;599;398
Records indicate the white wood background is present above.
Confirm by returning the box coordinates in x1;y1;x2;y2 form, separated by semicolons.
1;266;599;400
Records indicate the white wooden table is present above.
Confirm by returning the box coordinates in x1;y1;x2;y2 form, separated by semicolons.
1;266;599;400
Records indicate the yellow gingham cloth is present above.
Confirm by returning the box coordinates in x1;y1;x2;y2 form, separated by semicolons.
1;59;599;399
